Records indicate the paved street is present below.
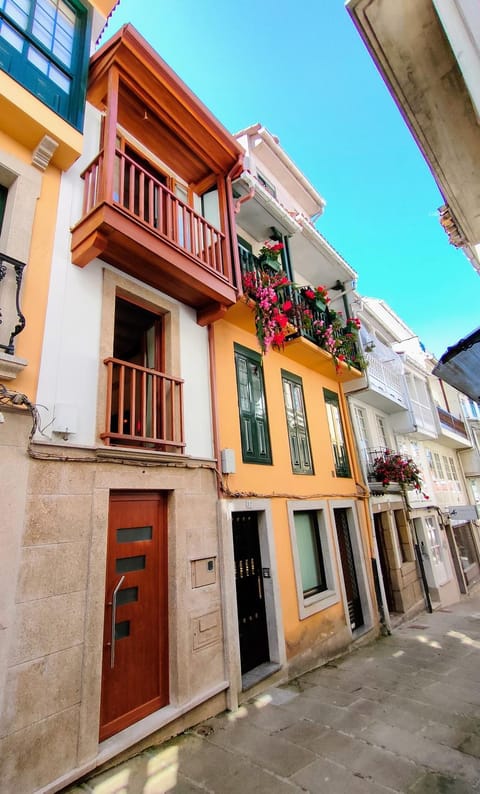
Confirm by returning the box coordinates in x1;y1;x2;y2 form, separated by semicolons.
67;595;480;794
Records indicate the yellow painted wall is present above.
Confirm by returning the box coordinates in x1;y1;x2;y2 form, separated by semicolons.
214;308;376;663
0;132;61;400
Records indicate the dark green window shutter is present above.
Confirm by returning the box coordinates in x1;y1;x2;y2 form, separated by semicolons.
282;370;313;474
323;388;351;477
234;344;272;464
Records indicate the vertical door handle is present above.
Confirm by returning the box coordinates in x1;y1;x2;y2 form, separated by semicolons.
110;575;125;668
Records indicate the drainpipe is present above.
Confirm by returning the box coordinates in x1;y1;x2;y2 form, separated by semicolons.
208;154;247;491
225;156;248;294
208;323;222;499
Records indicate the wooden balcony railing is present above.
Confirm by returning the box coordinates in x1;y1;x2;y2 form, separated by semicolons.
80;148;227;277
437;406;468;438
101;357;185;451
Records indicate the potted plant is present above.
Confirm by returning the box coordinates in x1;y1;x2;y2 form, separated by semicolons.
301;284;331;310
258;240;284;271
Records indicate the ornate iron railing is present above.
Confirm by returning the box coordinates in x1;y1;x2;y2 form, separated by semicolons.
80;148;227;276
101;357;185;451
0;252;26;355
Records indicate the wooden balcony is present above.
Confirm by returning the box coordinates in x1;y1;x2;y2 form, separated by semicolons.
101;357;185;452
71;148;237;323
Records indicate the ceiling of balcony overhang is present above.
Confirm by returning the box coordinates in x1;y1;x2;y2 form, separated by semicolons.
88;25;244;188
433;328;480;402
347;0;480;248
289;230;356;291
234;180;299;240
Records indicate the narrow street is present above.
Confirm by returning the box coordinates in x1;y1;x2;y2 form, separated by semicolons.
67;594;480;794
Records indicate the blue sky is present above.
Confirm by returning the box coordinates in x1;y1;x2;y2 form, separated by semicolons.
100;0;479;358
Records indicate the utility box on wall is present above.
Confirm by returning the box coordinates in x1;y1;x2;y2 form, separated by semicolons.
191;557;216;588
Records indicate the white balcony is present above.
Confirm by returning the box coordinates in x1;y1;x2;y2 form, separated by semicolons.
344;334;409;413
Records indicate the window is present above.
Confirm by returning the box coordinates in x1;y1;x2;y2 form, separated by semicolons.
324;389;351;477
294;511;327;597
353;405;369;464
235;344;272;464
433;452;444;480
288;502;339;618
282;370;313;474
0;0;89;129
375;414;389;449
256;170;276;199
448;456;458;482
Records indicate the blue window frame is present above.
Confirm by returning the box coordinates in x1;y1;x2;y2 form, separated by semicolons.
0;0;90;129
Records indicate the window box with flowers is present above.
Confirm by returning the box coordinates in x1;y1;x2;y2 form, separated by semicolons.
241;268;366;374
369;449;429;499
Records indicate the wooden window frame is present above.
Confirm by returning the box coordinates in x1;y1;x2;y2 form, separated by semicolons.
323;388;351;478
0;0;91;129
234;343;272;465
281;370;313;475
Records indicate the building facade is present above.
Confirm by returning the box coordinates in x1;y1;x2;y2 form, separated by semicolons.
0;22;247;793
213;124;380;699
346;296;480;623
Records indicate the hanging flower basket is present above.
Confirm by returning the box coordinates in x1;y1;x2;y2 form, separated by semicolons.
258;240;284;272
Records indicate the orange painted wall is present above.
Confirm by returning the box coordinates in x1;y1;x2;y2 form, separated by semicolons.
0;132;61;401
213;309;376;662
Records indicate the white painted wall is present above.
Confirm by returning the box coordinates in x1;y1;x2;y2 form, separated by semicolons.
36;104;215;459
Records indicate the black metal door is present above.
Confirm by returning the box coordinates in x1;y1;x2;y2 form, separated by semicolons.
335;508;364;631
232;512;269;674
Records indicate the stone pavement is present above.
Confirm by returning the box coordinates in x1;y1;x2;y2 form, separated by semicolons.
66;595;480;793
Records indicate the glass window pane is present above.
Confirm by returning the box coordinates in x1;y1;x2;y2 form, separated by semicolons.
115;620;130;639
295;512;326;596
116;555;146;573
27;44;48;73
48;61;70;92
0;18;24;49
117;586;138;606
4;0;30;29
116;525;152;543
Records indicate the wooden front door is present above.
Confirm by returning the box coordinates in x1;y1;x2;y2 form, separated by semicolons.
100;491;168;741
334;508;364;631
232;512;269;674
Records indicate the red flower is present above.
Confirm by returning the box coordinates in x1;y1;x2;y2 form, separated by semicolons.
305;289;315;300
282;300;292;312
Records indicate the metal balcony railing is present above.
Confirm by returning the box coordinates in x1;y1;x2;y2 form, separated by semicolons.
238;244;359;368
101;357;185;451
0;252;26;355
81;148;227;276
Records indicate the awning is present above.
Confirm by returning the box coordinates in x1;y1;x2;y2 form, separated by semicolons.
433;327;480;402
